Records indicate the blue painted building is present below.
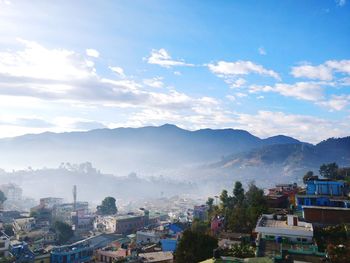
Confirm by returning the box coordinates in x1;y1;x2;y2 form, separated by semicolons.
10;241;35;263
305;179;345;196
51;239;93;263
160;238;177;252
296;179;349;210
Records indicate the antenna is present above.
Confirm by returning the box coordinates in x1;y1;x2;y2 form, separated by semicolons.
73;185;77;211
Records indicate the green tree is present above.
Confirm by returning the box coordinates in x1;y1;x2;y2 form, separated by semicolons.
319;163;339;179
175;230;218;263
220;190;229;210
54;221;74;244
206;197;214;213
0;190;7;204
3;224;14;237
245;182;267;231
303;171;314;184
191;218;209;234
233;181;245;206
97;196;118;215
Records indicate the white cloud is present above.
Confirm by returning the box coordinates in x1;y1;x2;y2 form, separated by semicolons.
234;110;350;143
208;60;280;80
143;77;164;88
258;47;266;55
335;0;346;6
318;94;350;111
235;92;247;98
0;39;95;81
109;66;125;78
146;48;193;68
226;95;236;102
86;48;100;58
291;64;333;81
249;82;324;102
291;60;350;81
226;78;246;89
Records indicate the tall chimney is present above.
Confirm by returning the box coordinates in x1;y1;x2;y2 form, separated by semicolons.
73;185;77;211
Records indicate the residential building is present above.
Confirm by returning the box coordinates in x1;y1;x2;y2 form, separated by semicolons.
94;212;149;235
13;217;36;235
137;230;161;244
138;251;173;263
160;239;177;252
211;216;224;236
302;206;350;225
0;231;10;258
0;183;22;202
193;205;208;221
50;239;94;263
296;178;350;211
94;248;132;263
305;179;345;196
39;197;64;209
10;240;35;263
255;214;313;243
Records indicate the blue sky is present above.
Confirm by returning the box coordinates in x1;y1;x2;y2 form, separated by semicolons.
0;0;349;142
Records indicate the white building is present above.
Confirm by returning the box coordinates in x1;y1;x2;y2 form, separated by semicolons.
255;214;313;243
0;183;22;201
13;217;36;234
0;231;10;258
136;230;161;244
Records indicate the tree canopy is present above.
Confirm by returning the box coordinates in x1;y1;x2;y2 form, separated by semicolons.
53;221;74;244
175;229;218;263
97;196;118;215
0;190;7;203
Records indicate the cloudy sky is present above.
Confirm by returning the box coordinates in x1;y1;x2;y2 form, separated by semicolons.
0;0;349;143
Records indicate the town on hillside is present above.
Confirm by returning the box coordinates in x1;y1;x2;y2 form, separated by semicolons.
0;163;349;263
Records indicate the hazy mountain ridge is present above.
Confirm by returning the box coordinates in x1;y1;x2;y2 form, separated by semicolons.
0;124;302;175
216;137;350;177
0;125;349;201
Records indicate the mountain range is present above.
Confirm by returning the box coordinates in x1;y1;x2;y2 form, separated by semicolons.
0;124;349;194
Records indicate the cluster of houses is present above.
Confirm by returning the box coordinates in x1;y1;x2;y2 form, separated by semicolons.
0;190;189;263
0;176;349;263
199;177;350;262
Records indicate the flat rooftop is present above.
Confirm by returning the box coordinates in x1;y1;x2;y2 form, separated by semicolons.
258;217;313;232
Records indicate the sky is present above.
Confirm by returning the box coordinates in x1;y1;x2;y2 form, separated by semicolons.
0;0;349;143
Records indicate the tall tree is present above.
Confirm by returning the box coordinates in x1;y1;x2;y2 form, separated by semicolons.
233;181;245;206
303;171;314;184
54;221;74;244
220;190;229;210
97;196;118;215
0;190;6;204
245;182;267;230
175;229;218;263
319;163;339;179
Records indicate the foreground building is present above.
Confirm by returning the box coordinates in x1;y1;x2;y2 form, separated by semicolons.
94;211;149;234
255;214;313;243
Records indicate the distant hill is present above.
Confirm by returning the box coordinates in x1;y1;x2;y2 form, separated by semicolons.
0;124;301;175
214;137;350;180
0;125;349;200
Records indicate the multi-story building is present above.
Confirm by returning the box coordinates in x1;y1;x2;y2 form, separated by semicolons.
51;239;93;263
10;240;35;263
296;178;350;211
193;205;208;221
255;214;314;243
13;217;36;235
0;231;10;258
136;230;161;244
39;197;64;209
94;213;149;235
0;183;22;202
53;202;89;225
